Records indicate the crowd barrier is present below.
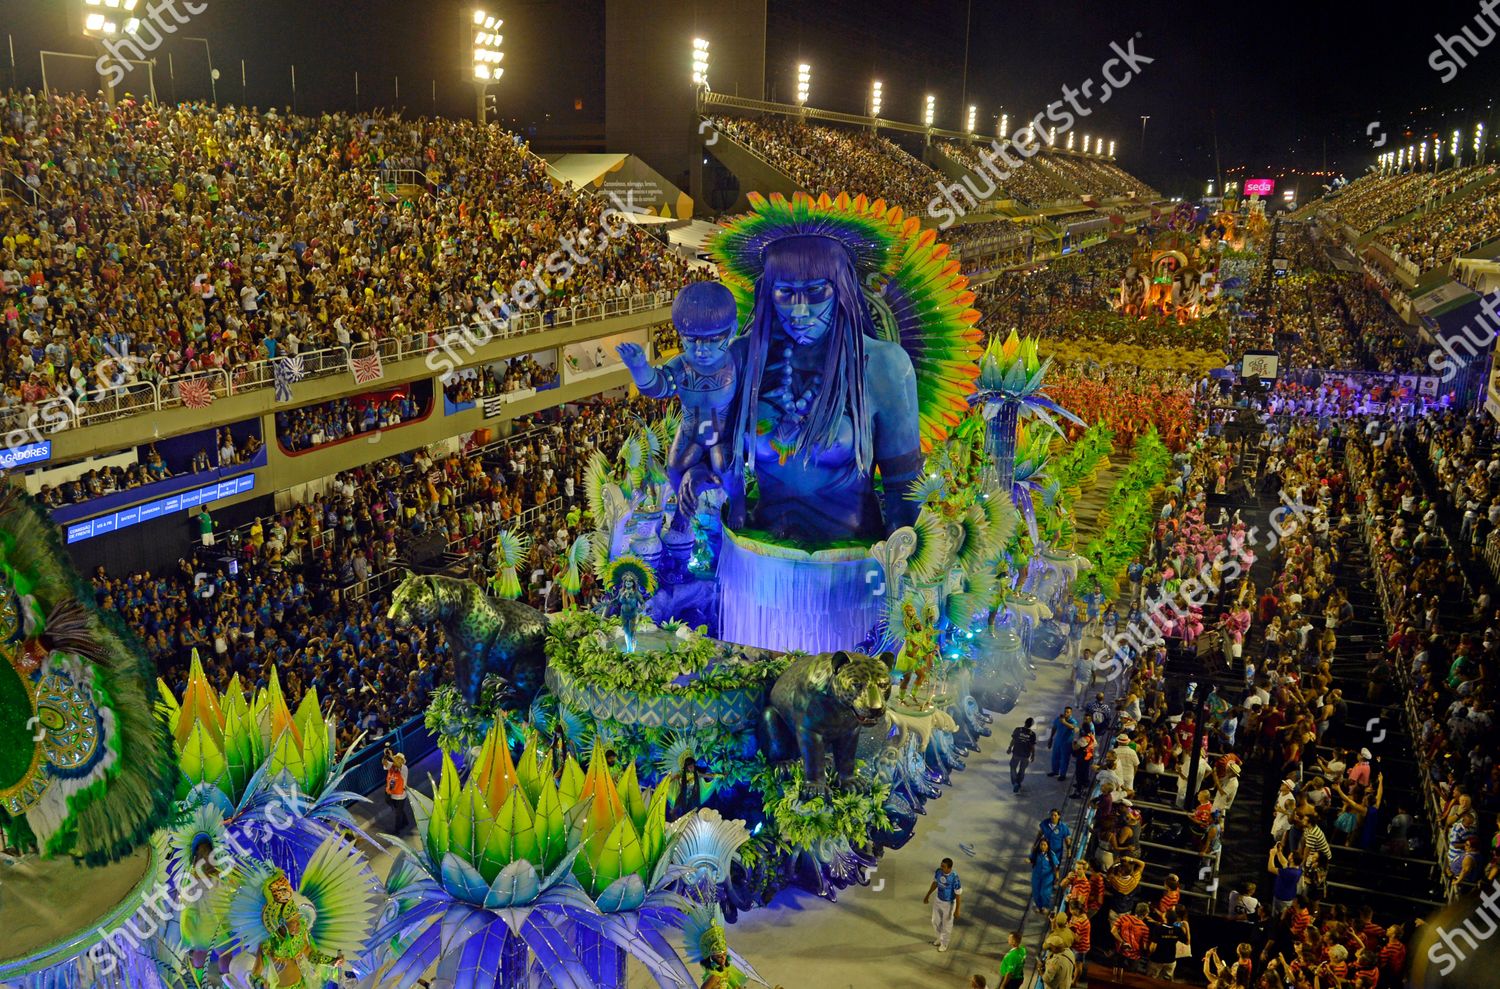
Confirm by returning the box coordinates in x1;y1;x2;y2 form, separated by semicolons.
0;290;675;438
1346;439;1461;900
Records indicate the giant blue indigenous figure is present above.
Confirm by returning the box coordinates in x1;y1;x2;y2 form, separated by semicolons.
729;233;922;542
712;193;981;543
624;191;985;653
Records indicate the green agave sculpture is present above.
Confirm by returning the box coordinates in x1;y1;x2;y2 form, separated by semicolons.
366;726;741;988
157;651;333;804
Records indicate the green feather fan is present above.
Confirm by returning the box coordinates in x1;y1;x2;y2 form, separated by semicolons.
0;487;175;864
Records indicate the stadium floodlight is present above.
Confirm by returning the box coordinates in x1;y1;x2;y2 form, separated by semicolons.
1109;140;1116;157
1082;134;1090;154
966;105;977;133
1047;126;1057;146
1207;180;1215;196
692;37;710;88
472;9;504;86
472;10;505;124
999;113;1008;138
870;80;883;117
1453;129;1462;159
1419;140;1427;165
80;0;123;37
1066;131;1075;150
797;64;810;106
923;94;935;128
1477;123;1486;164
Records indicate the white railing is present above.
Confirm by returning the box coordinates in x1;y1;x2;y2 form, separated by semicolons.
2;290;674;439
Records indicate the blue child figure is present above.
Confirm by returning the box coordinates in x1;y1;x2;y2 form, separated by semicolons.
618;281;743;533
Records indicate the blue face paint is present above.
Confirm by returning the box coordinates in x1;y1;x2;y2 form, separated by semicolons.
770;278;836;345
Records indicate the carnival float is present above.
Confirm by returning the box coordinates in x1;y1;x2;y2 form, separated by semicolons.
0;190;1162;989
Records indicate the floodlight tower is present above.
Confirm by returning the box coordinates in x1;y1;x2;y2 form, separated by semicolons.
472;9;505;124
77;0;145;104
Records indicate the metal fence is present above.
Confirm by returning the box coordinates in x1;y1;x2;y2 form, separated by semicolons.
0;290;675;439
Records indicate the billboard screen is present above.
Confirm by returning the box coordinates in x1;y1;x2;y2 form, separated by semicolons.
1244;178;1275;197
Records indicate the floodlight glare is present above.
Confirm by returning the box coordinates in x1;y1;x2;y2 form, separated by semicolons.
1109;140;1116;156
870;80;882;117
692;38;710;87
1066;131;1075;150
923;94;935;127
85;12;105;29
999;113;1008;137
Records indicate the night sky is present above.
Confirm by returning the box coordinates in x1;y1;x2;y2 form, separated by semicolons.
6;0;1500;196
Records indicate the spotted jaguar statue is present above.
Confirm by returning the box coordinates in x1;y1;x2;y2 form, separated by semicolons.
387;572;548;706
759;649;896;792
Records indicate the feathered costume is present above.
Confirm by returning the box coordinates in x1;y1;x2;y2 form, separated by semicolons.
0;488;174;864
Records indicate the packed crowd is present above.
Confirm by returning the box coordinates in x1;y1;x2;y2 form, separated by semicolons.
936;140;1077;206
1377;173;1500;273
35;427;263;509
0;90;695;424
275;391;425;452
1003;387;1475;989
1301;168;1481;235
1043;154;1158;201
708;116;941;212
103;396;659;750
439;355;561;405
1351;420;1500;898
1237;226;1424;374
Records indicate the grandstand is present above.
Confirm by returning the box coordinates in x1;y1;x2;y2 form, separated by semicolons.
0;91;696;438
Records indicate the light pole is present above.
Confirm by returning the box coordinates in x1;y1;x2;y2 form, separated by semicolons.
184;36;216;105
869;79;882;131
78;0;151;104
472;9;504;124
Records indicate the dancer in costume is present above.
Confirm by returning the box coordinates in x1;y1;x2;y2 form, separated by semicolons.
217;838;378;989
488;530;530;600
695;924;747;989
618;281;743;534
557;534;590;610
600;555;656;653
896;598;939;706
